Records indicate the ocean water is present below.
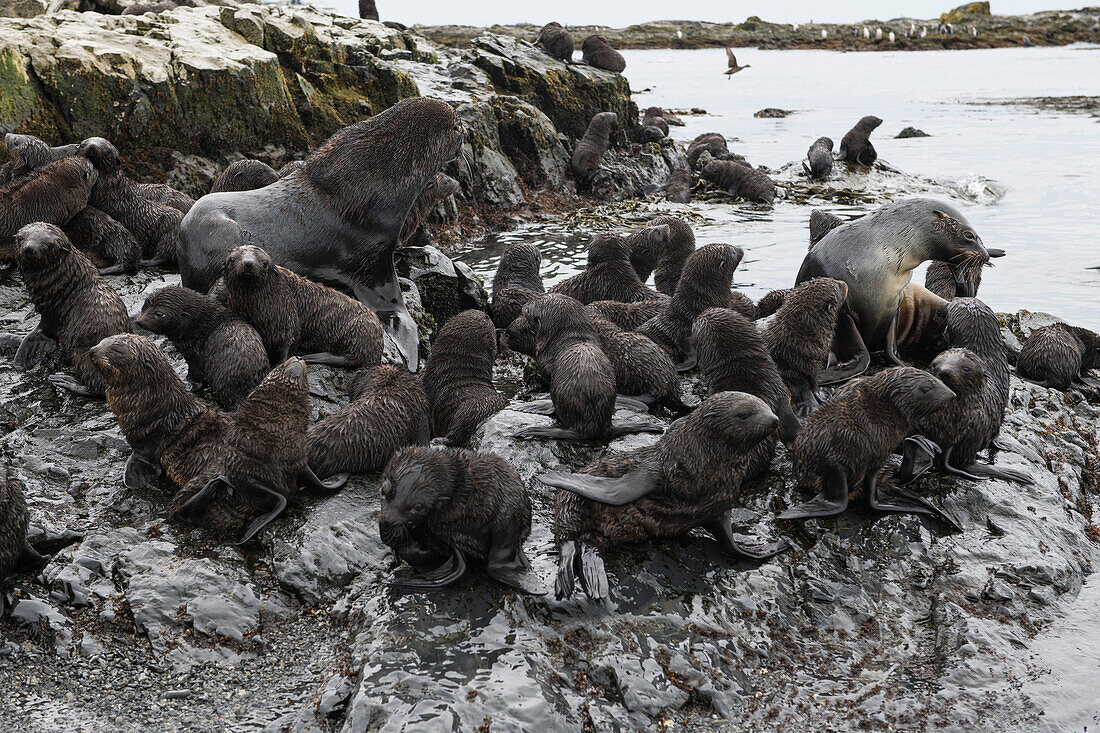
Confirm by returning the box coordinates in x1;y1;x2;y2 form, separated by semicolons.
458;44;1100;329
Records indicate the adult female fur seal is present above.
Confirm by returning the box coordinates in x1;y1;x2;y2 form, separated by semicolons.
178;98;466;370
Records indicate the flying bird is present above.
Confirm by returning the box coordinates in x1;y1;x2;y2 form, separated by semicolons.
725;48;750;76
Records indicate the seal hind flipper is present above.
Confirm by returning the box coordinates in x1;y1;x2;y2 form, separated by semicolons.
233;481;289;544
391;547;467;590
868;479;963;532
539;468;657;506
298;352;357;367
897;435;939;484
578;544;609;601
613;395;651;412
603;420;664;439
515;426;585;440
555;540;579;599
819;313;871;385
17;541;48;574
954;462;1033;486
48;373;97;397
486;545;546;596
778;465;849;520
124;450;163;489
674;351;698;373
511;399;557;416
13;329;57;371
299;465;348;494
705;513;789;560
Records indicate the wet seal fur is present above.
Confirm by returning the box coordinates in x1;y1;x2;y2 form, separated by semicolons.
540;392;788;601
701;160;776;204
535;22;574;62
581;35;626;72
307;364;429;479
803;136;834;179
838;115;883;167
584;300;664;332
210;160;280;194
648;168;692;203
14;223;130;397
1017;323;1100;390
401;172;459;247
894;283;949;354
641;107;669;138
221;245;384;369
137;285;270;410
924;247;1006;299
571;112;617;185
589;315;688;412
422;310;508;446
63;206;141;275
0;133;78;185
551;232;664;304
490;242;544;331
687;133;729;170
379;446;544;594
629;215;694;295
178;97;466;370
0;156;95;258
0;464;47;578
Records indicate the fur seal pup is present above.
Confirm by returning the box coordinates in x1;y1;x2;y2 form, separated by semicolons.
1;133;78;184
648;168;692;204
803;137;834;179
700;160;776;204
401;172;459;247
838;115;883;166
379;446;544;594
583;300;664;332
809;209;844;247
535;22;574;62
687;133;728;171
178;98;467;371
763;278;848;416
307;365;429;479
62;206;141;275
137;285;270;410
277;160;304;177
358;0;378;19
571;112;617;185
502;313;538;357
754;289;790;320
221;245;384;369
581;35;626;72
209;160;280;194
924;247;1006;299
136;181;194;215
422;310;508;446
796;198;989;382
628;215;694;296
550;232;664;304
641;107;669;137
0;156;95;257
491;243;544;331
637;243;744;370
14;223;130;397
0;464;47;578
1017;323;1100;390
589;315;687;412
79;137;182;267
540;392;788;601
778;366;958;523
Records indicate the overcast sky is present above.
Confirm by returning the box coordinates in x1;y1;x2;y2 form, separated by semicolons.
366;1;1070;27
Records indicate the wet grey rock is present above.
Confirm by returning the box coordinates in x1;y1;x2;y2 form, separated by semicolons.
896;126;932;138
396;245;490;325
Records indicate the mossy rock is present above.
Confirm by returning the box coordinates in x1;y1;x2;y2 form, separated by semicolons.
941;2;992;24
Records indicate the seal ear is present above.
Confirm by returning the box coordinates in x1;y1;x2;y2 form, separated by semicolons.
932;209;949;220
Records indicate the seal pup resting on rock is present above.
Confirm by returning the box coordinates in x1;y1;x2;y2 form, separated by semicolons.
581;35;626;72
178;97;467;370
803;137;834;179
778;366;960;526
571;111;618;186
700;160;776;204
63;207;141;275
13;223;130;397
646;168;692;204
379;446;545;594
209;159;280;194
838;115;883;167
535;22;574;62
491;242;545;331
0;463;48;579
687;133;729;171
540;392;788;601
550;232;665;304
422;310;508;446
221;245;383;369
137;285;270;410
1017;323;1100;390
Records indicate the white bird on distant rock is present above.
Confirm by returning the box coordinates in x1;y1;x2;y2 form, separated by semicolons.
863;26;870;39
677;29;683;38
920;26;928;38
792;23;799;31
888;31;895;43
875;27;883;40
821;29;828;39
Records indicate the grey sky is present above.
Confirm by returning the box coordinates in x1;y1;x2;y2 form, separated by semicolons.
366;1;1071;27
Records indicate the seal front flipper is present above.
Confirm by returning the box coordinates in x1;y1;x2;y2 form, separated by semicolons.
674;351;698;373
613;395;651;413
706;513;789;560
48;373;98;397
777;401;801;445
13;329;57;371
555;540;579;599
539;467;656;506
97;264;127;276
17;540;49;574
956;462;1033;486
298;465;348;494
486;544;546;596
897;436;938;485
299;352;357;367
777;465;849;520
391;547;467;590
235;480;290;544
819;313;870;385
124;450;163;489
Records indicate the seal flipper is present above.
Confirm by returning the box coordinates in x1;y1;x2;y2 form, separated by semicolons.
486;544;546;596
603;420;664;439
97;264;127;276
555;540;579;599
613;395;651;413
955;462;1033;486
298;465;348;494
776;401;801;445
778;465;849;520
705;513;789;560
897;436;939;485
511;399;557;416
819;313;871;385
298;352;357;367
13;328;57;371
353;260;419;371
674;351;698;373
578;543;609;601
883;315;908;367
868;475;963;531
124;450;163;489
539;467;656;506
16;540;48;574
391;547;467;590
48;373;98;397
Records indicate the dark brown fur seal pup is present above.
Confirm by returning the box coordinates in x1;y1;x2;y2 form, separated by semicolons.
687;133;729;171
621;220;671;284
809;209;844;247
700;160;776;204
62;206;141;275
637;243;744;370
571;112;617;185
209;160;280;194
648;168;692;204
222;245;384;369
78;137;182;267
803;136;834;179
0;464;47;578
277;160;304;177
727;290;757;320
796;198;989;381
754;289;791;320
136;181;194;214
490;242;544;330
1017;323;1100;390
502;313;537;357
763;278;847;416
400;172;459;246
541;392;787;601
137;285;270;410
14;223;130;397
535;22;574;62
422;310;508;446
581;35;626;72
628;215;694;296
778;366;957;523
379;446;544;594
358;0;378;19
550;232;664;304
589;315;687;412
924;248;1005;299
178;98;466;371
838;115;883;167
584;300;664;332
0;156;95;258
307;365;429;479
641;107;669;137
1;133;78;185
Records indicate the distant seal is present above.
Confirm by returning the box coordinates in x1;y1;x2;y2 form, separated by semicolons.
571;112;617;185
137;285;270;410
778;366;958;523
641;107;669;137
0;156;95;258
589;315;688;412
121;1;177;14
401;172;459;246
540;392;787;601
838;115;883;166
535;22;574;62
648;168;692;203
628;215;694;295
581;35;626;72
490;242;544;330
14;223;130;397
763;277;848;416
802;136;834;179
637;243;744;370
809;209;844;247
796;198;990;381
307;364;429;479
700;160;776;204
550;232;664;304
924;247;1005;299
221;245;384;369
209;159;280;194
0;464;47;578
79;137;182;267
379;446;544;594
1017;323;1100;390
687;133;729;170
0;133;78;185
358;0;377;19
583;299;664;332
640;126;665;143
178;97;467;370
422;310;508;446
62;207;141;275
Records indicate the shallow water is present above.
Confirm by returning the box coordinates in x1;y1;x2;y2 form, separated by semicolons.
460;44;1100;329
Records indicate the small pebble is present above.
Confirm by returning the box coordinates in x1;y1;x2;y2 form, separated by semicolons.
165;689;192;700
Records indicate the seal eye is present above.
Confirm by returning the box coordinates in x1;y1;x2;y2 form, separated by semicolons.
413;503;424;513
737;412;751;420
963;366;972;374
155;311;166;319
920;385;931;394
962;230;976;242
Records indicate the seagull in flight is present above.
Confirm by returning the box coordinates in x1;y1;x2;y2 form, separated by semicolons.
725;48;750;76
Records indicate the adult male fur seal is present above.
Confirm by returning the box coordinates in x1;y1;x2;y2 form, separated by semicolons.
795;198;989;382
177;97;466;370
